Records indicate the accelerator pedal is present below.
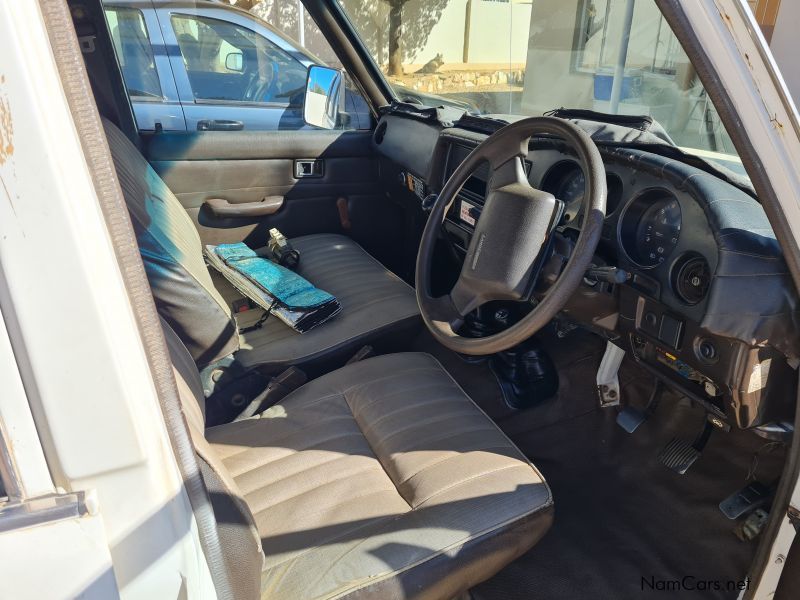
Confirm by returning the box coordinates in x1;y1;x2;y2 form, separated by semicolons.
659;420;714;474
719;481;772;520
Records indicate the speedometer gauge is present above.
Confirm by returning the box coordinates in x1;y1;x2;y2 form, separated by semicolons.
553;167;585;225
620;190;682;268
541;161;624;227
557;169;585;206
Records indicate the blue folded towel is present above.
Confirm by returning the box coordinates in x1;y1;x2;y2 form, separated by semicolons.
206;242;340;333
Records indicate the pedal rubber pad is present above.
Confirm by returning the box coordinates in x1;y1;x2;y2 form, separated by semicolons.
616;406;647;433
658;438;701;474
720;481;771;520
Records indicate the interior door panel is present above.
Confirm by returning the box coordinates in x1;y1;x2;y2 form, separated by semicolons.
144;130;389;248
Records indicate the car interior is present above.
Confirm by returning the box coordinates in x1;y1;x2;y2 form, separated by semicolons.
67;1;798;599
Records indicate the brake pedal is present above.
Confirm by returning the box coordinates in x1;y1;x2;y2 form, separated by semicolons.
659;438;702;474
719;481;772;520
659;420;714;474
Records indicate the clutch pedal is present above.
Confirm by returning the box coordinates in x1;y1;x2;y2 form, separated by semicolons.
616;380;662;433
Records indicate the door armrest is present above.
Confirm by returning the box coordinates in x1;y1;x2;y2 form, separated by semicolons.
204;196;284;218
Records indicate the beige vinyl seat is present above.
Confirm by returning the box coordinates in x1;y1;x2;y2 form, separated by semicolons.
165;319;554;600
102;119;420;374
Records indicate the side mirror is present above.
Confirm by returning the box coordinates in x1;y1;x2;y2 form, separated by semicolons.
225;52;243;72
303;65;344;129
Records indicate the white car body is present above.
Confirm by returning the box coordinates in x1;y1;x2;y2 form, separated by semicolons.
0;1;798;599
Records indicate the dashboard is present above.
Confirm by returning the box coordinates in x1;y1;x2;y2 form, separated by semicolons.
373;113;799;431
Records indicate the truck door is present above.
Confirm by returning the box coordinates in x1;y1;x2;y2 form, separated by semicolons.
154;5;310;131
104;1;186;131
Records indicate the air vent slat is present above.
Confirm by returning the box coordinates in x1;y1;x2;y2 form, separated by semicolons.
673;255;710;305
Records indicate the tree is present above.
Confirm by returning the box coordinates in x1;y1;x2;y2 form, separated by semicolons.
384;0;410;76
341;0;450;75
228;0;264;10
232;0;450;76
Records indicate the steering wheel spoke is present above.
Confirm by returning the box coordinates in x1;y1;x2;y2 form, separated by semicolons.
427;293;468;332
487;155;532;194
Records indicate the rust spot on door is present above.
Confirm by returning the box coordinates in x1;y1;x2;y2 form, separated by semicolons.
0;75;14;165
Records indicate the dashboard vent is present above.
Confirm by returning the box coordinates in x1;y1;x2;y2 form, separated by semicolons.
673;255;711;305
374;121;388;145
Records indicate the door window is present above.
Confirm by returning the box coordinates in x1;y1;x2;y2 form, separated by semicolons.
105;7;162;99
171;14;308;105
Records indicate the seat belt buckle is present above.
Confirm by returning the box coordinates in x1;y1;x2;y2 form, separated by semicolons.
267;228;300;269
234;366;307;421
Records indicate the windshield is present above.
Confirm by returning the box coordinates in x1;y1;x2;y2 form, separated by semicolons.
338;0;742;169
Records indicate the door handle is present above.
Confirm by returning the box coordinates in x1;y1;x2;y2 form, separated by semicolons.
197;119;244;131
204;196;284;217
294;159;324;178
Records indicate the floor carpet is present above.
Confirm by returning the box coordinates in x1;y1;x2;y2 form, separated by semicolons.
414;328;786;600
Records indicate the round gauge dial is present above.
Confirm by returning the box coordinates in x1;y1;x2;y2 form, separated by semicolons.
542;162;623;227
620;191;682;268
556;168;585;224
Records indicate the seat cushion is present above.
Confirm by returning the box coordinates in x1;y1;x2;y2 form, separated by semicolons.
206;353;553;600
219;233;421;373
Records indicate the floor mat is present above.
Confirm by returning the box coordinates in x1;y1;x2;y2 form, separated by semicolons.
414;329;786;600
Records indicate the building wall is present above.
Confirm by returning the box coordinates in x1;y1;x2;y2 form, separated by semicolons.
762;0;799;107
748;0;782;42
338;0;532;70
519;1;691;115
462;0;532;65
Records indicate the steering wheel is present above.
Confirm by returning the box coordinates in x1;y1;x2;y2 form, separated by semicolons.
416;116;606;355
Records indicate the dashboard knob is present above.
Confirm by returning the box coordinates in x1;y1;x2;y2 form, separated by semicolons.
698;339;717;361
421;193;438;212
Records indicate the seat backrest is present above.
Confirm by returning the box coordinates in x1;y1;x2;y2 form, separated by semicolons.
103;119;239;366
163;318;262;599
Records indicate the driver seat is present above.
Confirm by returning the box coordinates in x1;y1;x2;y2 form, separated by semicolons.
163;318;553;599
102;119;420;374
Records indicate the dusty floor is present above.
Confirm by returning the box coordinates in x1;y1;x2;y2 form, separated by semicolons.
415;327;785;600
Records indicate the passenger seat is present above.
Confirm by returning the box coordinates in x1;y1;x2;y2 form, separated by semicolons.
102;118;420;375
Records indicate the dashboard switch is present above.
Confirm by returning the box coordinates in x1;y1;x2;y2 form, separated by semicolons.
659;314;684;349
631;273;660;297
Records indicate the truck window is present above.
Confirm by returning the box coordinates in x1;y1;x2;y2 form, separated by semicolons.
105;7;162;99
171;14;308;105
